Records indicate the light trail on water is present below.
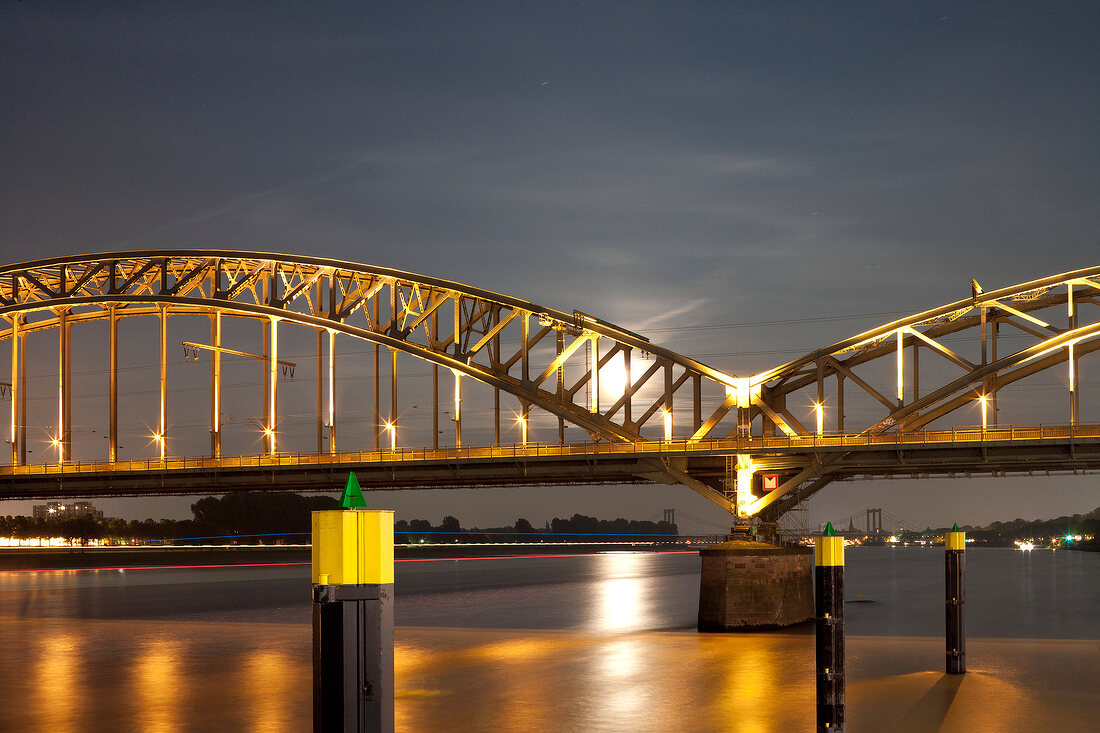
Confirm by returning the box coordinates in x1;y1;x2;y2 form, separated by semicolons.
0;549;698;574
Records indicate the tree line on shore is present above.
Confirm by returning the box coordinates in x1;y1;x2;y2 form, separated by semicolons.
0;493;678;544
959;506;1100;548
3;493;1094;548
394;513;679;542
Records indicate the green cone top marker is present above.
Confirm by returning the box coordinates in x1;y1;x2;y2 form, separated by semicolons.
339;471;367;508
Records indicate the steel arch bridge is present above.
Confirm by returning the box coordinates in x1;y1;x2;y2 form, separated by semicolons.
0;250;1098;523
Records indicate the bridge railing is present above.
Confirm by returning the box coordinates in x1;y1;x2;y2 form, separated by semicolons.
1;422;1098;477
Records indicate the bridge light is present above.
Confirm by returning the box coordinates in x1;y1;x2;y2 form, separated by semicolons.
515;415;528;446
151;432;167;459
662;409;673;440
383;421;396;452
814;402;824;436
977;394;988;430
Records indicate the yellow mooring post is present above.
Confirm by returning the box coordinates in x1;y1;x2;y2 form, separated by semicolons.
815;522;845;732
945;523;966;674
312;472;394;732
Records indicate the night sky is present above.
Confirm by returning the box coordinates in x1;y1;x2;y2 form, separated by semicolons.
1;2;1098;533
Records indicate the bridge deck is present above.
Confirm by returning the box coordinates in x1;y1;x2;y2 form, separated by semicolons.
3;424;1099;500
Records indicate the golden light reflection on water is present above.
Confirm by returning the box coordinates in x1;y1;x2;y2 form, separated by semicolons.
593;553;650;632
591;637;647;721
712;636;781;733
396;639;448;732
244;650;295;733
134;642;183;733
467;635;569;731
3;618;1095;732
36;632;82;733
472;636;566;662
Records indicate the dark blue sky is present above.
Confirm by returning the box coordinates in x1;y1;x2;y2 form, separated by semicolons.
1;2;1098;532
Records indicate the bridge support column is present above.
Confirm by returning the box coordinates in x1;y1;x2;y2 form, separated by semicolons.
18;322;26;465
328;329;336;454
58;308;71;463
698;539;813;632
734;455;754;518
109;307;118;462
453;370;462;447
267;317;278;455
210;312;221;459
159;305;167;459
9;315;19;466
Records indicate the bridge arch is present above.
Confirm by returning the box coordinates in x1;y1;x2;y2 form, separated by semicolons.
750;267;1100;436
743;267;1100;520
0;253;1096;526
0;251;739;478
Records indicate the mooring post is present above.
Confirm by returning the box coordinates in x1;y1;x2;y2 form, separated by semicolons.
312;473;394;732
815;522;845;732
945;523;966;674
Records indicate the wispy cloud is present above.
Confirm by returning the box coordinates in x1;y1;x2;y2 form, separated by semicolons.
111;156;376;249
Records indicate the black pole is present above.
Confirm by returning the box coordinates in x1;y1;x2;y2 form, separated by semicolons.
815;523;845;732
313;583;394;730
945;524;966;675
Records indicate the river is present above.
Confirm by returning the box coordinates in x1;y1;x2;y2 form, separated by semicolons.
0;546;1096;731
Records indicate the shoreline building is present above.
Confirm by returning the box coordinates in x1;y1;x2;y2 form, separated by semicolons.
32;501;104;520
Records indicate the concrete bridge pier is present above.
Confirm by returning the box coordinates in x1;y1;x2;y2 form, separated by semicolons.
697;536;814;632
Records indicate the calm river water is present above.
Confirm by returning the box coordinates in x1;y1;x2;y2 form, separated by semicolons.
0;546;1096;731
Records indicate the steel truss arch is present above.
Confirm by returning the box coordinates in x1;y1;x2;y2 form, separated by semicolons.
2;252;1097;525
742;267;1100;521
0;250;740;453
751;266;1100;435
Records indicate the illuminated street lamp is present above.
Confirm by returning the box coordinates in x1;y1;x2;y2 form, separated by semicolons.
50;436;62;464
384;421;396;452
151;432;165;460
978;394;988;431
662;408;673;441
814;402;825;436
